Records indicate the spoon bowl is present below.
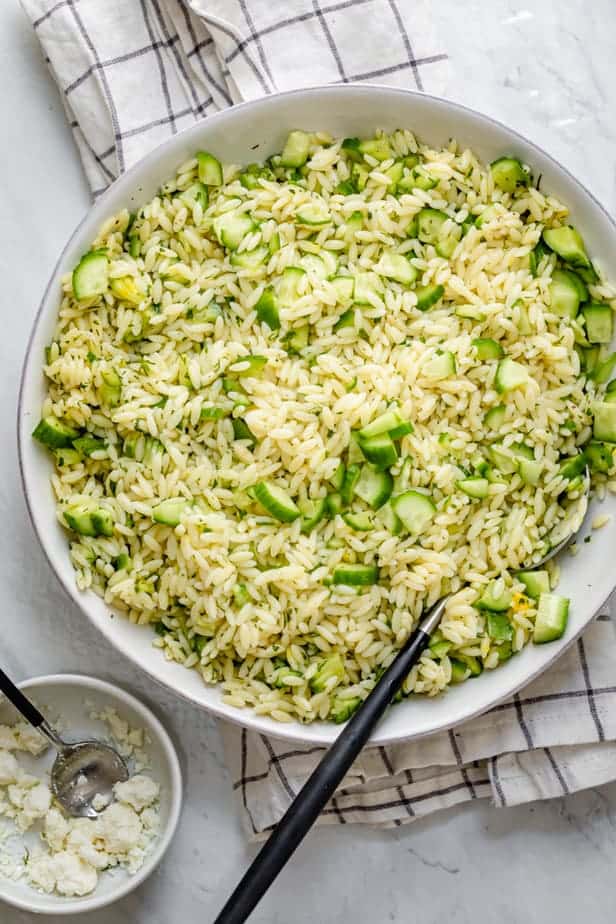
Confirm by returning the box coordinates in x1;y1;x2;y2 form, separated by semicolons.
51;739;129;818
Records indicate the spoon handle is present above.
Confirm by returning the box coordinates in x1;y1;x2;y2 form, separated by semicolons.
214;597;448;924
0;666;46;727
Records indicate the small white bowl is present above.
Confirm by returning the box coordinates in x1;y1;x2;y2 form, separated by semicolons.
0;674;183;915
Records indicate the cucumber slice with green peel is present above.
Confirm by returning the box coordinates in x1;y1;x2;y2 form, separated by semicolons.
384;161;403;192
285;324;310;354
280;130;311;167
375;250;418;285
585;441;615;473
268;231;281;254
73;435;107;457
375;502;401;535
353;465;393;509
582;303;613;344
342;511;374;531
450;659;471;683
332;563;379;586
496;640;514;662
228;354;268;376
517;570;550;599
406;216;418;238
400;165;437;192
330;696;362;724
460;655;483;677
490;157;529;193
347;432;365;465
604;389;616;403
255;287;280;330
590;352;616;384
309;653;345;693
592;401;616;442
353;272;382;306
559;453;587;479
230;246;269;271
33;415;81;449
326;492;343;516
608;379;616;394
299;252;338;279
98;368;122;407
510;443;534;461
457;477;489;500
253;481;300;522
179;181;208;210
330;276;355;303
152;498;190;527
533;593;569;643
64;500;114;537
200;406;227;420
231;418;256;444
213;212;256;249
277;266;306;307
196;151;223;185
423;350;456;380
358;137;391;161
542;226;590;268
334;308;356;332
358;433;398;469
341;463;362;505
475;204;500;229
519;459;542;485
359;410;413;441
487;611;513;641
549;269;582;318
299;497;327;533
53;448;81;467
72;250;109;300
529;239;551;277
128;235;140;258
389;421;414;440
484;404;506;430
415;284;444;311
390;490;436;534
417;208;448;243
296;201;331;226
335;180;357;196
341;137;363;161
473;338;504;361
495;358;530;393
477;582;512;612
429;640;452;659
486;443;518;474
329;462;346;492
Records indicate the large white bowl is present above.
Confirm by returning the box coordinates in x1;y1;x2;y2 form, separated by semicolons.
18;85;616;747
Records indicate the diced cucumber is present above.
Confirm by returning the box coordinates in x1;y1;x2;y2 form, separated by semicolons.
330;276;355;303
495;358;530;393
230;246;269;271
353;465;393;509
113;552;132;572
353;272;382;306
228;354;267;376
98;368;122;407
347;432;365;465
64;500;114;538
330;696;362;724
592;401;616;442
390;490;436;534
342;511;374;531
529;239;550;277
429;639;452;659
255;287;280;330
213;212;256;250
309;653;345;693
152;498;190;527
269;231;281;254
519;459;542;485
299;252;338;279
486;442;518;474
53;447;81;467
423;350;456;380
179;181;208;210
473;338;504;361
341;137;363;161
417;208;461;258
384;161;403;192
285;324;310;354
559;452;586;480
475;204;500;229
389;421;414;440
200;406;227;420
398;165;438;192
359;410;413;441
487;611;513;641
332;563;379;586
549;269;582;318
326;492;343;516
585;441;615;474
33;415;80;449
280;130;311;167
253;481;300;522
358;433;398;469
457;477;489;500
450;659;471;683
334;308;356;332
533;592;569;643
341;463;361;505
330;462;346;492
477;582;512;612
375;250;417;285
72;250;109;300
484;404;506;431
299;497;327;533
415;284;444;311
542;226;590;269
197;151;223;185
232;418;257;444
590;352;616;385
73;435;106;457
510;442;534;462
490;156;530;193
582;303;613;344
375;502;401;535
277;266;306;307
460;655;483;677
517;570;550;600
296;200;331;226
358;137;391;161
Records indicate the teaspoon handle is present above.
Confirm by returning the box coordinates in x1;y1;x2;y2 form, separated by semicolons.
0;666;46;727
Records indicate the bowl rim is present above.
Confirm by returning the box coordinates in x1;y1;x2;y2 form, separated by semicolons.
0;673;183;915
17;82;616;748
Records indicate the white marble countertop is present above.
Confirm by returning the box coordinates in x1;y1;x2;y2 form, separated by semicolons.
2;1;616;921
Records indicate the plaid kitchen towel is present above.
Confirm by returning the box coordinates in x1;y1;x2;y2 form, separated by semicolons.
21;0;616;836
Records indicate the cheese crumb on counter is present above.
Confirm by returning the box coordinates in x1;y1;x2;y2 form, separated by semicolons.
592;514;611;530
0;709;161;897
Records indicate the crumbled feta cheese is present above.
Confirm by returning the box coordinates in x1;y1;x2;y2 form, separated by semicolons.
592;514;611;529
0;750;20;786
96;802;141;853
114;774;159;812
44;807;69;851
48;850;98;897
27;848;58;893
20;782;52;830
66;819;110;870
